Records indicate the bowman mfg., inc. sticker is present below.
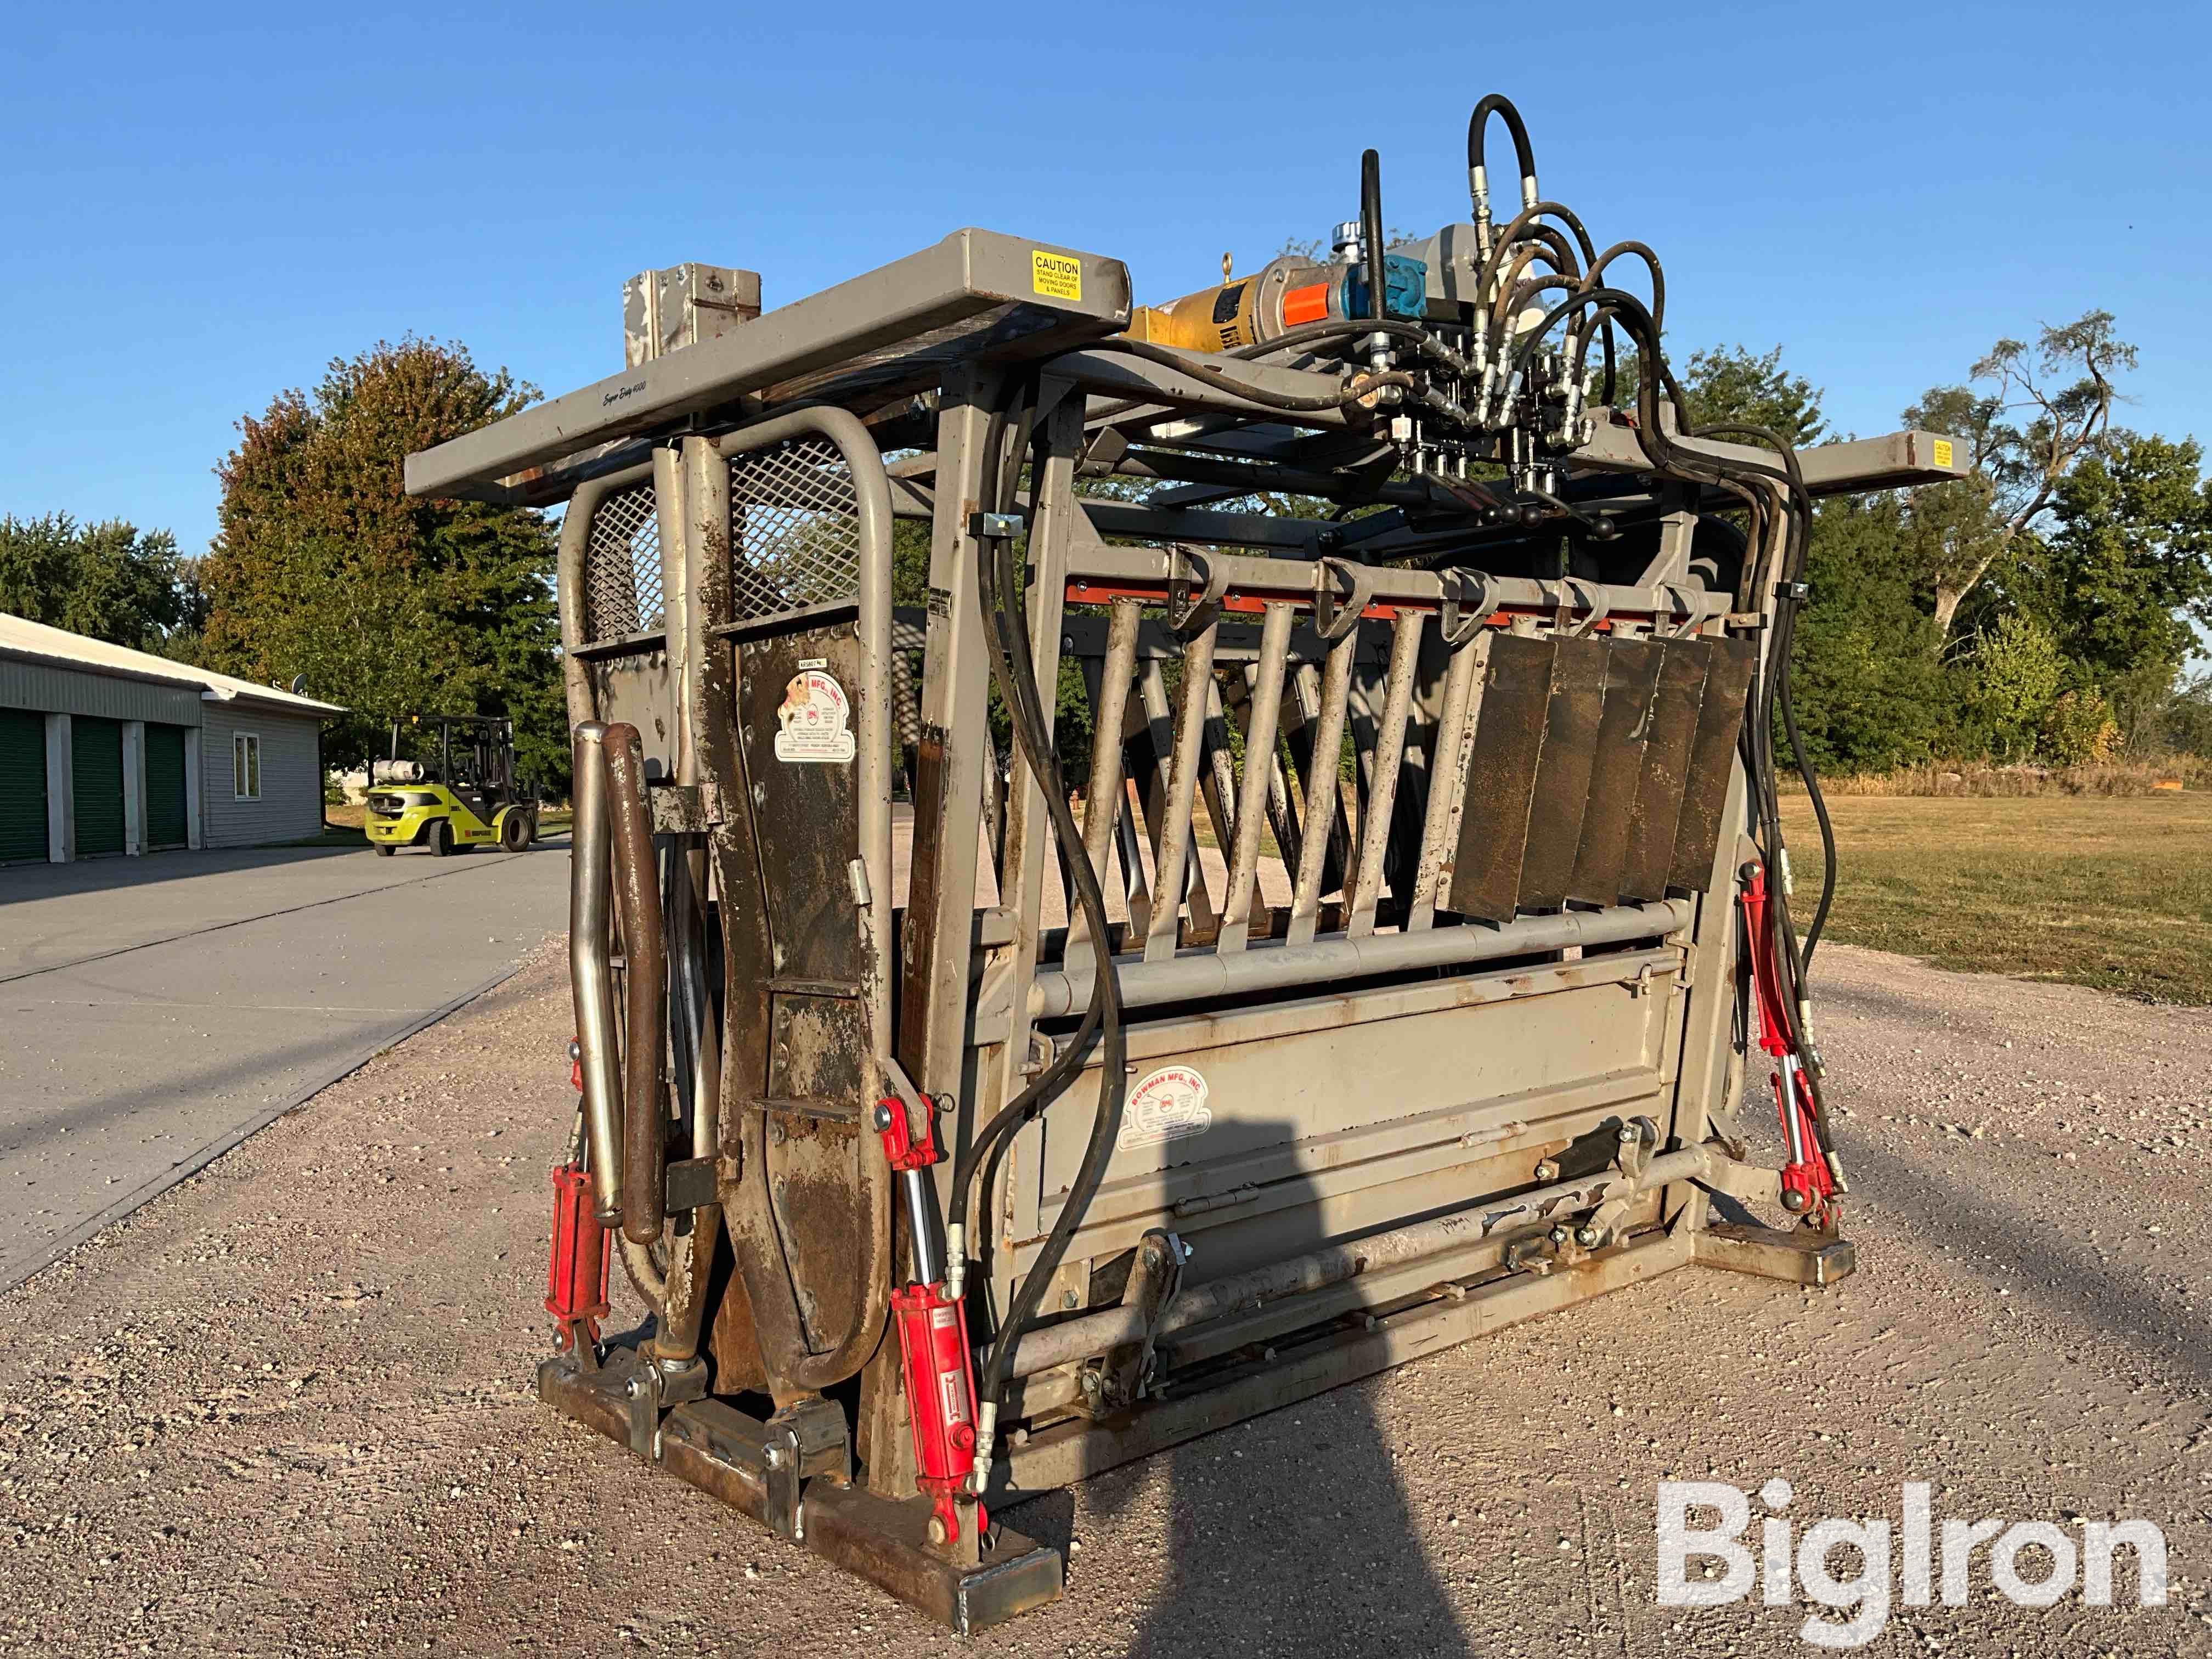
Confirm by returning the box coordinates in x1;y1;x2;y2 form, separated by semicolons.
774;668;856;764
1116;1065;1212;1150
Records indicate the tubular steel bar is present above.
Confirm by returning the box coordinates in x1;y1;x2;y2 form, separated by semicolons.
1031;898;1690;1019
567;721;623;1225
1066;598;1140;970
1064;535;1736;625
1144;620;1219;962
1408;634;1486;931
603;721;668;1247
1217;603;1294;953
406;231;1133;504
1346;611;1424;938
555;462;654;719
1285;633;1357;947
989;1224;1694;1503
1004;1144;1713;1379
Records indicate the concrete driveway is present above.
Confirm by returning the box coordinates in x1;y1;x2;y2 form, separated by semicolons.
0;837;569;1291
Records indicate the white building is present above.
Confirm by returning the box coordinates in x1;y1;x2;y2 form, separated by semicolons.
0;613;346;864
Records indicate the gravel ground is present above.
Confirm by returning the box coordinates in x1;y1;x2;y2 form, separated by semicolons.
2;938;2207;1657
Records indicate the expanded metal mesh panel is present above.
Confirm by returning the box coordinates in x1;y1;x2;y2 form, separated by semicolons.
583;482;663;644
728;437;862;623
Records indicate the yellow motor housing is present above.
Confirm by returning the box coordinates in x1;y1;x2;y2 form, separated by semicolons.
1130;255;1339;355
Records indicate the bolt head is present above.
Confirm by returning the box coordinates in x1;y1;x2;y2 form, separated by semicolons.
927;1514;949;1545
764;1446;784;1470
1533;1159;1561;1182
1062;1289;1080;1310
1548;1226;1568;1246
1574;1226;1600;1248
1617;1125;1638;1144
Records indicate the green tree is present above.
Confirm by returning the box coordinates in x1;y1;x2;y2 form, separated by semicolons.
1786;493;1960;771
201;339;567;790
1971;614;2067;760
2017;432;2212;701
0;513;202;652
1904;309;2136;644
1669;344;1830;447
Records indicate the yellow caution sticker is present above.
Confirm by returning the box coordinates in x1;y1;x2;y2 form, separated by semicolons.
1031;249;1082;303
1932;437;1955;470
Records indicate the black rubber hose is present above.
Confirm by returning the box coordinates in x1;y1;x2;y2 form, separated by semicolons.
1360;148;1387;324
1684;421;1835;969
1079;336;1422;413
946;387;1109;1240
970;382;1128;1411
1466;93;1537;229
1228;319;1476;382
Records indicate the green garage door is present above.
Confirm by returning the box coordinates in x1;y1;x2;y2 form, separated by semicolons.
0;709;46;864
72;716;125;856
145;724;189;848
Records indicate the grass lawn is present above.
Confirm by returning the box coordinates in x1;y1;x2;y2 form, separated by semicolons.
1781;791;2212;1005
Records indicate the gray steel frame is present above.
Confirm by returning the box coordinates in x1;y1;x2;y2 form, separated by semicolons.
416;219;1951;1632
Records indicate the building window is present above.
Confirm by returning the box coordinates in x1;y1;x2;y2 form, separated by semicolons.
233;732;261;800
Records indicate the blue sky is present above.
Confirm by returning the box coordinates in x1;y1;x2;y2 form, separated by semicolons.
4;2;2208;556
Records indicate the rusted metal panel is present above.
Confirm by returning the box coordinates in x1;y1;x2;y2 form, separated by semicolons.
1667;635;1758;892
1566;638;1663;907
1618;639;1713;902
1445;632;1555;923
736;624;870;987
1516;634;1610;911
731;621;874;1355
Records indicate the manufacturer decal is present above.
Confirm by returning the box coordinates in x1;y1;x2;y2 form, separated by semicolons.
1116;1064;1212;1150
774;668;856;764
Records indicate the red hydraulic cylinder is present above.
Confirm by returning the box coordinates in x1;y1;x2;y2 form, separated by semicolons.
1739;862;1836;1226
545;1163;611;1350
873;1093;987;1548
546;1042;611;1350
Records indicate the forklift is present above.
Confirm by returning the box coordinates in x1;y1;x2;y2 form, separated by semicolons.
363;713;537;856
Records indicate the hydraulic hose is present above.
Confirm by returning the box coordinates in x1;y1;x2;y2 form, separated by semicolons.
1360;148;1387;325
958;371;1130;1452
1467;93;1538;256
1680;421;1836;969
1081;336;1423;414
1227;319;1471;377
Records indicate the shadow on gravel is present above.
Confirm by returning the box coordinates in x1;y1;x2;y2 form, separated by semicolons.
1074;1128;1471;1658
1846;1135;2207;1382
